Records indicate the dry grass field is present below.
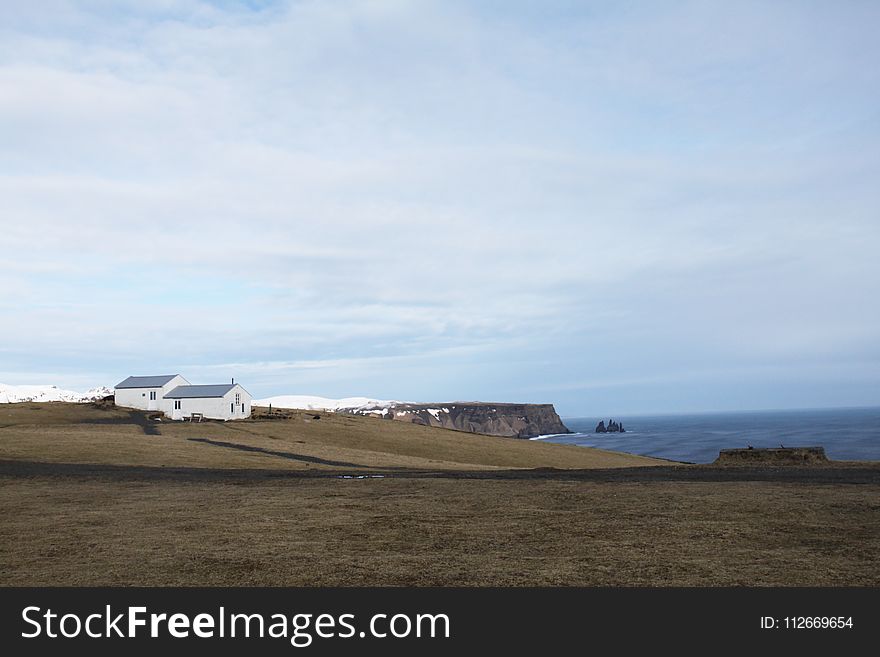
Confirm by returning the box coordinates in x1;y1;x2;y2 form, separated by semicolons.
0;402;664;471
1;403;878;586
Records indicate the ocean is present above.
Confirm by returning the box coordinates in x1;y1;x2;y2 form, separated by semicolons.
537;407;880;464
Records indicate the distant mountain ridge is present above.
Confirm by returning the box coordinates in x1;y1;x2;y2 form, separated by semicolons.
254;395;402;413
0;383;112;404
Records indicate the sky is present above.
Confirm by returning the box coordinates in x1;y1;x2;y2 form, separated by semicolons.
1;0;879;416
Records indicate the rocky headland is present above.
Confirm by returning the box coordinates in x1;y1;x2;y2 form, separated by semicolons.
371;402;571;439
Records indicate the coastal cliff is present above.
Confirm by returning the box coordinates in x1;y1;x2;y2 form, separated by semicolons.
253;395;571;439
375;402;571;439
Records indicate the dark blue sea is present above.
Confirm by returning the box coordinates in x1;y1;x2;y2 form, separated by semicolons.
537;407;880;464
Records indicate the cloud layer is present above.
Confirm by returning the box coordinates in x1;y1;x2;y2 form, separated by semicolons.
2;1;879;414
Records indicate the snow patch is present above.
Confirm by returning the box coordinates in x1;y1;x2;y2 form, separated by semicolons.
0;384;112;404
253;394;407;414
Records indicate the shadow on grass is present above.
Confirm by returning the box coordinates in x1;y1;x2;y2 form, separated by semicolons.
186;437;368;468
87;411;161;436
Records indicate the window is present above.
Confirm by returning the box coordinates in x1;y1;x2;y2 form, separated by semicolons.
231;403;234;413
174;400;181;410
149;391;156;401
235;393;241;404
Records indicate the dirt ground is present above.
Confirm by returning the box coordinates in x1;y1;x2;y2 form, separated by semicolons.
1;403;878;586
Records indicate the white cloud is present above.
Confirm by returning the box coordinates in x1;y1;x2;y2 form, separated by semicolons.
1;0;878;411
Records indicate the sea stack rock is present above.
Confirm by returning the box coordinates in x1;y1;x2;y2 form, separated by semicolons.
596;419;625;433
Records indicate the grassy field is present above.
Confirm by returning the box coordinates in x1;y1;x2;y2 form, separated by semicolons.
0;402;664;471
1;402;878;586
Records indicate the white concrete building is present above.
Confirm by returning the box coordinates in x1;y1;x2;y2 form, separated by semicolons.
164;383;252;421
114;375;252;421
114;374;190;412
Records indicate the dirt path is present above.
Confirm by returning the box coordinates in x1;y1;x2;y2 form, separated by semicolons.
1;458;878;484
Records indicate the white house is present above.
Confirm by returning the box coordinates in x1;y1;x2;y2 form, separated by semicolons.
163;383;252;421
114;375;252;421
114;374;190;412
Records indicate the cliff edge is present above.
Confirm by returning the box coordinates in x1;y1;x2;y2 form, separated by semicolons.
374;402;571;439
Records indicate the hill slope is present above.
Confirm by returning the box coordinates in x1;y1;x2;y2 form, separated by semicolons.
0;402;664;471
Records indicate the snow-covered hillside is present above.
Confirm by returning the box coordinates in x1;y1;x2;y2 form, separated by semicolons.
253;395;400;414
0;383;112;404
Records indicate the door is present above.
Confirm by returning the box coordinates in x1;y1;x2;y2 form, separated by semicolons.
147;390;157;411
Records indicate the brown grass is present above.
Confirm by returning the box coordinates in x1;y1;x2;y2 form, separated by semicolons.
0;402;666;471
1;402;878;586
2;476;878;586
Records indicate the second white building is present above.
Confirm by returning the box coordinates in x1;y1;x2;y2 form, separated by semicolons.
164;383;252;421
114;374;252;420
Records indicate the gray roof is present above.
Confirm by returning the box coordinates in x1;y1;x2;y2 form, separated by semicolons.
164;384;237;399
115;375;180;389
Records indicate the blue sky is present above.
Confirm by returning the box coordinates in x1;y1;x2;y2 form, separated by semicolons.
1;1;878;415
